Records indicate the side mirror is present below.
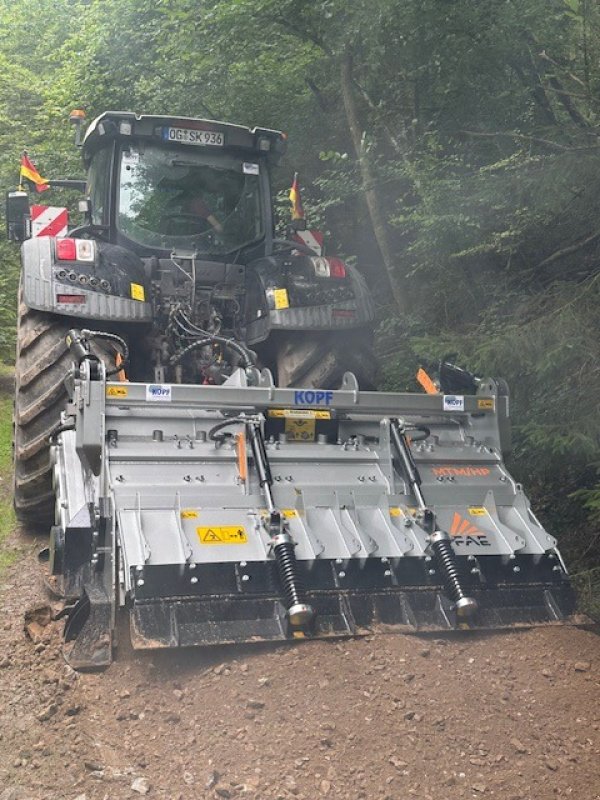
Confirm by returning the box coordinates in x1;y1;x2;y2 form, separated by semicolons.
6;191;31;242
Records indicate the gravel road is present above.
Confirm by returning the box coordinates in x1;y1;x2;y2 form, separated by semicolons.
0;531;598;800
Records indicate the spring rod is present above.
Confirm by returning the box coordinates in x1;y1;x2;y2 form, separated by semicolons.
429;531;477;617
390;418;477;618
247;420;314;628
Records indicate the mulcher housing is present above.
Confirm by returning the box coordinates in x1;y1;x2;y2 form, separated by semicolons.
52;362;576;668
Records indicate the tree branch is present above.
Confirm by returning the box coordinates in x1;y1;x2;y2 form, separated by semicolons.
538;49;586;88
272;13;332;56
305;78;331;112
459;129;570;152
536;229;600;270
546;74;590;128
340;47;405;312
349;78;406;155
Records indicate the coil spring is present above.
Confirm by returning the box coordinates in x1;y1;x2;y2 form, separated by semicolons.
431;536;469;605
274;540;306;610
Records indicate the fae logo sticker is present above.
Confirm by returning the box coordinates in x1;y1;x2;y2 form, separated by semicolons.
294;390;334;406
443;394;464;412
146;384;172;402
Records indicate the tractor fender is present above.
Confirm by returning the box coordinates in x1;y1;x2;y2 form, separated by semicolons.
21;236;152;322
245;255;374;345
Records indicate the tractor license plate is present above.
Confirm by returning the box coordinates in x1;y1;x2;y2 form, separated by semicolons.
162;127;224;146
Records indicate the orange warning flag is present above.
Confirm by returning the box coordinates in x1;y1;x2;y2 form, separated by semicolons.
416;368;438;395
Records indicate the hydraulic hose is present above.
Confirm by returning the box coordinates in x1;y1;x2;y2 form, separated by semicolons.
80;329;130;377
170;335;256;369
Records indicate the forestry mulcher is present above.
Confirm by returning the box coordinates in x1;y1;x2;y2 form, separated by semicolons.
7;111;576;667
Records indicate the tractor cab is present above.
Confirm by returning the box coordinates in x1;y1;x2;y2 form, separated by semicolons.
82;112;287;260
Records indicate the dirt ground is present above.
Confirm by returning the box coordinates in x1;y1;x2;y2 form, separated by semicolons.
0;530;598;800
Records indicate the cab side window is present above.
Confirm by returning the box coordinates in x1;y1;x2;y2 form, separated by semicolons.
87;146;113;226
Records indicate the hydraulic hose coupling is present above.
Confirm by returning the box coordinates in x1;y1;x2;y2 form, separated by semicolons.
271;530;315;627
429;530;478;618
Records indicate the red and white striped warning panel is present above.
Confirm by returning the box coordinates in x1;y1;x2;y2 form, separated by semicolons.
292;229;324;255
31;205;68;238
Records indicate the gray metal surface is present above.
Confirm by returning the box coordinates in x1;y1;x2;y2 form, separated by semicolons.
52;368;557;593
49;364;576;663
21;237;151;321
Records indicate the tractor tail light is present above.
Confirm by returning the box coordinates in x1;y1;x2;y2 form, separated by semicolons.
328;258;347;278
310;257;348;279
56;238;77;261
55;238;95;262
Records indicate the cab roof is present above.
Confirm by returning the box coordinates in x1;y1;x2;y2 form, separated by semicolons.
81;111;287;165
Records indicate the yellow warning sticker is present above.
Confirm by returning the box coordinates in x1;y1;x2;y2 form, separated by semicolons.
197;526;248;544
477;398;494;410
181;510;198;519
272;288;289;310
468;507;487;516
285;417;315;441
268;409;331;420
258;509;299;519
389;507;403;517
106;386;128;397
130;282;146;302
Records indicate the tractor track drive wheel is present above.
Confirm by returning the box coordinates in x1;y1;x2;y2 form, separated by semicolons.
14;293;116;528
275;329;376;389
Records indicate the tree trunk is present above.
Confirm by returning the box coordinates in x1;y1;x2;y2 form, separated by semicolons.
340;48;406;312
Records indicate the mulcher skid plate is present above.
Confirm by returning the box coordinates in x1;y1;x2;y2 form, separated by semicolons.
52;365;577;668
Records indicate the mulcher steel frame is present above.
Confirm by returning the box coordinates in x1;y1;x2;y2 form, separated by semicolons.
51;362;576;668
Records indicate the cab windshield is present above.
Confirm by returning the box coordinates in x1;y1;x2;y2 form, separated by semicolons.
117;144;265;253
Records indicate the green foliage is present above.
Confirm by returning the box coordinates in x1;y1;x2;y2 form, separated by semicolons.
0;0;597;609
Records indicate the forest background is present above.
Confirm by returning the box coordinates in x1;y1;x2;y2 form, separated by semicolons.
0;0;598;612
